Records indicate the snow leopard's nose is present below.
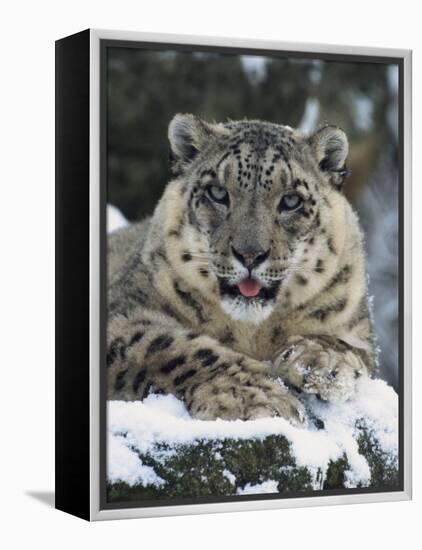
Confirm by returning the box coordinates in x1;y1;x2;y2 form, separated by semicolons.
231;245;270;272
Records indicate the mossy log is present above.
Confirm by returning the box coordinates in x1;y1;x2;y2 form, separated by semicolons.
107;414;399;503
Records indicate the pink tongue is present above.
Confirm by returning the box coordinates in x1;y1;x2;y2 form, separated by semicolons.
238;278;262;297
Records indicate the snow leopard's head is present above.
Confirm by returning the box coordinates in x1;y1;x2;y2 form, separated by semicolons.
165;114;349;324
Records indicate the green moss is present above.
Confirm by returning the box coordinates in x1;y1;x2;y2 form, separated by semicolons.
323;455;349;490
356;419;399;488
107;481;164;502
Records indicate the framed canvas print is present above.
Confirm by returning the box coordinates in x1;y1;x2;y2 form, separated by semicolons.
55;29;412;521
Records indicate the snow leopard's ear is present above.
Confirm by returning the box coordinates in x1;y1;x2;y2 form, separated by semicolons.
168;114;225;176
308;125;349;190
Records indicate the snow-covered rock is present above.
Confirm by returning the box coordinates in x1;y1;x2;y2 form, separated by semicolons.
107;377;399;502
107;204;129;233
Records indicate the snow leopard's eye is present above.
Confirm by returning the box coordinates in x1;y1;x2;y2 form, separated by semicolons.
207;184;229;205
279;193;303;212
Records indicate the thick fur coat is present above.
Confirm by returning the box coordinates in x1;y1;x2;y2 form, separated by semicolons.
107;115;375;423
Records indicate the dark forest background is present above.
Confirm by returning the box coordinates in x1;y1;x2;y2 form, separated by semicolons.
107;47;399;388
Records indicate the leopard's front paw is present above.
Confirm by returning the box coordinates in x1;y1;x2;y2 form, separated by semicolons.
241;378;305;424
188;361;305;425
275;338;367;403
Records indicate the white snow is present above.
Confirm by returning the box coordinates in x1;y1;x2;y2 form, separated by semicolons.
107;204;129;233
108;377;398;492
241;56;268;83
108;435;165;487
387;64;399;95
237;480;279;495
386;65;399;139
353;94;374;132
222;469;236;485
298;98;320;134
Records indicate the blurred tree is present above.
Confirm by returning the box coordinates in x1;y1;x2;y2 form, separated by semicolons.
107;49;397;220
254;58;313;124
315;61;393;203
107;50;317;220
108;49;253;220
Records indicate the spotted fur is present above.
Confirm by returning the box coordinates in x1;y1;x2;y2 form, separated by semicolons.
107;114;375;422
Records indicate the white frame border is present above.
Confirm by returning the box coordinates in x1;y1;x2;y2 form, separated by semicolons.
89;29;412;521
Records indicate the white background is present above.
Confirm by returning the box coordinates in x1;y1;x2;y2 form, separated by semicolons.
0;1;419;548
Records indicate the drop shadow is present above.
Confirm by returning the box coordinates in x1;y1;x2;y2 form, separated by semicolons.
26;491;55;508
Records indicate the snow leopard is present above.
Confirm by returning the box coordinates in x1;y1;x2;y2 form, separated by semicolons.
107;114;375;424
